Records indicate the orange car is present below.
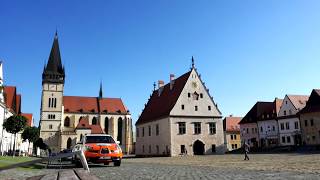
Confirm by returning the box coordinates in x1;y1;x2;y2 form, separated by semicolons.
73;134;123;166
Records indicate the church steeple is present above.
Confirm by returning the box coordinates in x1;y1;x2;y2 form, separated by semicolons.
99;82;103;99
42;31;65;84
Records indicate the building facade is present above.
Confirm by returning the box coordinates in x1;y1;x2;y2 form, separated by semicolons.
39;33;133;153
223;116;242;151
277;95;308;146
299;89;320;146
135;60;224;156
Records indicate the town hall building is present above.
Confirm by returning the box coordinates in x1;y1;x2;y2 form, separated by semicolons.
39;33;133;154
135;59;224;156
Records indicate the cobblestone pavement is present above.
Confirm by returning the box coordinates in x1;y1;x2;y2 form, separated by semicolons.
2;154;320;180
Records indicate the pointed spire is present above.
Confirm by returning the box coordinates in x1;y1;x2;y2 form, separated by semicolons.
191;56;195;69
153;82;156;91
55;29;58;39
99;81;103;99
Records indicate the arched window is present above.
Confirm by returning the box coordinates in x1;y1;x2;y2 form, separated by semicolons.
117;117;123;144
64;117;70;127
92;117;97;125
105;117;109;134
67;137;72;149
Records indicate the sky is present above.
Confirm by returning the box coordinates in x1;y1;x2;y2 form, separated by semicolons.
1;1;320;127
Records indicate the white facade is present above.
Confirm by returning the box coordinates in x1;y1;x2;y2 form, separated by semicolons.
136;67;224;156
257;119;279;147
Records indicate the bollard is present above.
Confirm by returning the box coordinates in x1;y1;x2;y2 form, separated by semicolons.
77;150;90;172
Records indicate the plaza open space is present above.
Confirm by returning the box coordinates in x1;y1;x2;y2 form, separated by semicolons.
1;153;320;179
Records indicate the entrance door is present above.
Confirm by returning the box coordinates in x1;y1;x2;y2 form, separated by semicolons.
67;138;72;149
193;140;205;155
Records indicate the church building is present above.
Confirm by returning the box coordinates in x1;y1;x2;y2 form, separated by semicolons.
39;33;133;154
135;59;225;156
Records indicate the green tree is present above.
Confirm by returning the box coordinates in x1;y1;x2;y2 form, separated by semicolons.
3;115;27;157
22;126;39;156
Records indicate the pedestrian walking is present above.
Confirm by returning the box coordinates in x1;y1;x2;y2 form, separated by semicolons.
244;142;250;160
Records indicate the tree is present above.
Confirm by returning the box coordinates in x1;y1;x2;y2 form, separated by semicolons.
22;126;39;156
34;138;48;150
3;115;27;157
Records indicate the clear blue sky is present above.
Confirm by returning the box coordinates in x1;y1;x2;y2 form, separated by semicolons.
1;1;320;126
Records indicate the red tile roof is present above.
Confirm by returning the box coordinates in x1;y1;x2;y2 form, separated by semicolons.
4;86;16;112
275;98;283;114
299;89;320;114
287;95;309;110
224;116;242;132
90;125;104;134
63;96;128;114
16;94;21;114
21;113;33;127
136;71;191;125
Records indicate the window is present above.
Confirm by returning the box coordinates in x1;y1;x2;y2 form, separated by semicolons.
195;106;198;111
64;117;70;127
251;128;254;133
181;105;184;110
194;122;201;134
212;145;216;153
285;122;290;130
310;119;314;126
180;145;186;154
192;92;199;100
294;122;299;129
188;93;191;97
208;106;211;111
156;124;159;136
312;136;316;141
178;122;186;134
232;144;235;149
234;135;237;140
305;120;308;127
92;117;97;125
142;127;145;137
209;123;216;134
200;93;203;98
148;126;151;136
117;118;123;144
48;98;51;108
273;126;275;131
137;128;139;137
282;136;286;143
156;145;159;154
105;117;109;134
49;124;53;129
231;135;234;140
48;114;55;119
260;126;263;132
287;136;291;143
246;128;249;134
235;144;238;149
284;110;287;116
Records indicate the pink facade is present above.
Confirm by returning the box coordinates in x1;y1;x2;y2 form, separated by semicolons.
240;123;259;148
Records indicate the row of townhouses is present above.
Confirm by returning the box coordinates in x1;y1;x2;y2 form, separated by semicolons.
239;90;320;149
0;62;34;155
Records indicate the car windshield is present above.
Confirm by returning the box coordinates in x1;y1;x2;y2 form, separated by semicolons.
85;136;115;144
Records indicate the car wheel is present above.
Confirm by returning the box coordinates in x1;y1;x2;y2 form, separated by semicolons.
113;160;121;166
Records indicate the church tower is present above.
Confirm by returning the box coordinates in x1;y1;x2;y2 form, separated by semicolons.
39;32;65;152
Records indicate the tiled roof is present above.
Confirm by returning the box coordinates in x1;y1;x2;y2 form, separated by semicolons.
239;101;274;124
4;86;16;112
16;94;21;114
299;89;320;114
275;98;283;114
136;71;191;125
287;95;309;110
224;116;242;132
21;113;33;127
90;125;104;134
63;96;128;114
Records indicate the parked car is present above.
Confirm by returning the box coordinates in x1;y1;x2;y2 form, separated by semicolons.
73;134;123;166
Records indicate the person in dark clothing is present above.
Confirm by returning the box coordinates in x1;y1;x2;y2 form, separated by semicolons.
244;142;250;160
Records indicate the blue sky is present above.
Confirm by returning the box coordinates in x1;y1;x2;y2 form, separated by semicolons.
1;1;320;126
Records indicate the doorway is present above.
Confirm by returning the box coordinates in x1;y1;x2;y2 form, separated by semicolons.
193;140;205;155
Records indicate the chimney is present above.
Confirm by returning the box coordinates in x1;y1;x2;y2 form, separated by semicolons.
158;80;164;96
170;74;175;90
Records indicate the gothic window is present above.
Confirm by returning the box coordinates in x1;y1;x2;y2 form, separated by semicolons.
54;98;57;108
67;137;72;149
105;117;109;134
92;117;97;125
117;117;123;144
64;117;70;127
48;98;51;108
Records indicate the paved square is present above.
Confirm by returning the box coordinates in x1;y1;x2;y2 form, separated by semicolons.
2;154;320;180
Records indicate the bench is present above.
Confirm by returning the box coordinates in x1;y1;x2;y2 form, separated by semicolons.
26;169;99;180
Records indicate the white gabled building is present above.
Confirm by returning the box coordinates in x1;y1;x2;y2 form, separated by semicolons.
135;59;224;156
277;95;309;146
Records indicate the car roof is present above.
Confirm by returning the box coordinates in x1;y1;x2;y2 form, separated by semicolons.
85;134;112;137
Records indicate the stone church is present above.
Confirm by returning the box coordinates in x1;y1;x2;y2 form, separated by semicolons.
135;59;225;156
39;33;133;154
